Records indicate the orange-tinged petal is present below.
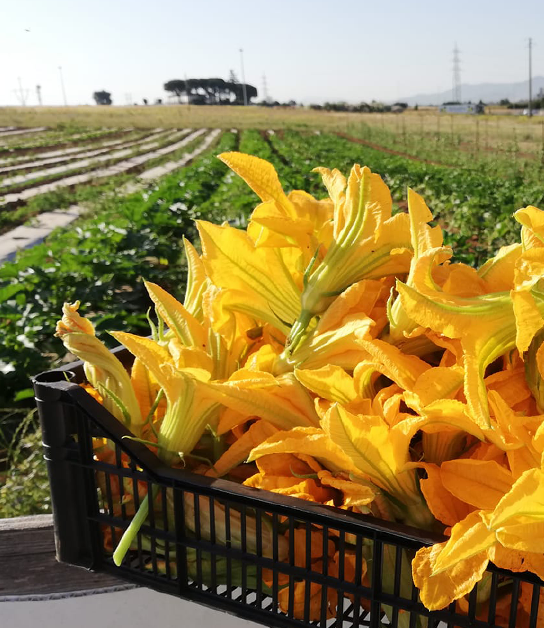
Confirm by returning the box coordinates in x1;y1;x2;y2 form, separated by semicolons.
130;357;161;423
247;426;361;476
440;459;514;511
316;279;385;333
203;371;319;431
255;452;317;478
357;337;430;391
495;519;544;554
432;511;496;574
245;472;334;503
489;468;544;529
317;470;375;509
419;463;474;527
485;367;532;408
412;541;490;611
286;527;335;568
295;365;357;405
442;264;487;297
206;420;278;478
278;571;330;621
405;366;464;410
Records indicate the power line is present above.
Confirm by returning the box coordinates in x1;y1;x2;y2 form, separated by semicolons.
528;37;534;117
13;77;29;106
452;43;461;102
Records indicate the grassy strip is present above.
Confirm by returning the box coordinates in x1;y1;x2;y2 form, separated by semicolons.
0;409;49;518
346;121;544;182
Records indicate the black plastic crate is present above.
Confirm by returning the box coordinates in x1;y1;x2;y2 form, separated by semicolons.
33;352;543;628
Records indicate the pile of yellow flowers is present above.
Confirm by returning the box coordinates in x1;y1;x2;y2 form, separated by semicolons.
56;152;544;621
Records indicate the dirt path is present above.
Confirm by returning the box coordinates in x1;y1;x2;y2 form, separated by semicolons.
335;132;454;168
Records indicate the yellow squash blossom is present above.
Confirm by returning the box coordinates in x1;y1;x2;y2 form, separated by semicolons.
56;302;143;436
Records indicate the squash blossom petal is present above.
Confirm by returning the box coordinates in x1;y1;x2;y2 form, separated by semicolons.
197;220;301;329
284;165;412;356
56;302;143;435
396;247;524;427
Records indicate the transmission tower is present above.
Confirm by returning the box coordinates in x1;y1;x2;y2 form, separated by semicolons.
13;77;29;106
528;38;533;117
452;43;461;103
262;73;270;102
36;84;42;106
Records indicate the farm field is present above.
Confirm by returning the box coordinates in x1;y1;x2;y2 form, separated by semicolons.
2;115;544;515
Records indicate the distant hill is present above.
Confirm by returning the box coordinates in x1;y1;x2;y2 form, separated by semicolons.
398;77;544;106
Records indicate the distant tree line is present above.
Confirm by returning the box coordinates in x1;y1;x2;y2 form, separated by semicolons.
93;90;112;105
500;97;544;110
164;77;257;105
310;101;408;113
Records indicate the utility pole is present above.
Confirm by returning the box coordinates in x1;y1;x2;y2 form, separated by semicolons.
239;48;248;106
528;38;533;117
36;84;42;106
184;73;190;106
14;77;29;105
58;66;67;106
452;43;461;102
262;73;270;103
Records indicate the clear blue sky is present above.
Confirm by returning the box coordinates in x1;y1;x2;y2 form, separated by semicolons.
1;0;543;106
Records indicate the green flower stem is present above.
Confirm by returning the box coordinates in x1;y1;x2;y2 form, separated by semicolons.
113;485;159;566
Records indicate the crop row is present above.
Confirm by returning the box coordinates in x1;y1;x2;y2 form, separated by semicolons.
0;126;129;155
266;130;544;265
0;129;175;189
0;130;217;231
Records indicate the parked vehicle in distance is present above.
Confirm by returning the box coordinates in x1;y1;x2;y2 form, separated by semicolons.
439;102;484;114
